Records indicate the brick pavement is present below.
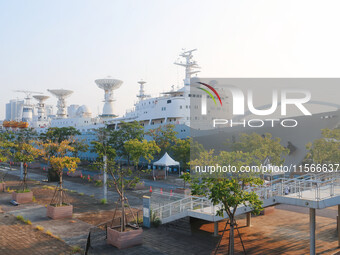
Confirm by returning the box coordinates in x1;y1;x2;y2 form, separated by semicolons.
200;205;340;255
0;213;74;255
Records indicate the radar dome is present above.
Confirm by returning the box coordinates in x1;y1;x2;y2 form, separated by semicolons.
76;105;92;118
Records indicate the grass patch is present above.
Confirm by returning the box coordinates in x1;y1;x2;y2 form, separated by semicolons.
15;189;31;193
90;194;95;198
100;198;107;204
78;192;84;196
45;230;60;240
6;187;15;193
35;225;44;231
42;185;55;191
16;215;31;225
71;245;82;254
16;215;25;222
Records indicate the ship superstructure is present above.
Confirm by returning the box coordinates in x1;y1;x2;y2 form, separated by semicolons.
2;49;201;158
2;49;339;164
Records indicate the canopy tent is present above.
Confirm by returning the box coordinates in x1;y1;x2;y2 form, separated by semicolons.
153;152;180;179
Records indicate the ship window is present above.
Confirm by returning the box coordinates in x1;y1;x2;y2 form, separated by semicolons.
188;94;191;97
180;105;182;109
167;100;171;104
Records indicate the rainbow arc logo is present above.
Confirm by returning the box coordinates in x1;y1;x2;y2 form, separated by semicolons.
197;82;222;106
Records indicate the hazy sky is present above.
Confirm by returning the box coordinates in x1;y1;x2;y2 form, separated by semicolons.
1;0;340;119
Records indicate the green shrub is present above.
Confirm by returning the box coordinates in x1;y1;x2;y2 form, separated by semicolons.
95;180;103;187
100;198;107;204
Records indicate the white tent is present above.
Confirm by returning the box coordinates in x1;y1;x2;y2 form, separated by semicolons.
153;152;180;179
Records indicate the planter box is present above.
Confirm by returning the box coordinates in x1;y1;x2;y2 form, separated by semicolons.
0;183;6;192
134;181;145;190
12;191;33;203
47;204;73;219
174;188;191;196
107;227;143;249
260;206;275;215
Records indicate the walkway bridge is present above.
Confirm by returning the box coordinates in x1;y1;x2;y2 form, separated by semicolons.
145;172;340;255
150;172;340;223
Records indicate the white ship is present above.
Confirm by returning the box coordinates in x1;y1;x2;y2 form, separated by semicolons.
2;49;201;159
3;49;340;165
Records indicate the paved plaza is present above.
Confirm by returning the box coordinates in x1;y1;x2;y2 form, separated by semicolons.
1;170;340;254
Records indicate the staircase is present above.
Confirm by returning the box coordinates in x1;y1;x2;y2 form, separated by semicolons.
150;172;340;224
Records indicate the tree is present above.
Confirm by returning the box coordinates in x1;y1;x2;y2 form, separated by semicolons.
233;132;289;167
189;132;291;254
146;124;178;156
70;138;89;158
109;121;144;161
39;127;87;180
171;138;190;171
0;132;13;163
40;140;80;206
12;141;41;191
306;128;340;164
91;128;116;203
107;138;159;232
124;139;160;168
40;127;81;143
172;138;205;172
189;175;263;255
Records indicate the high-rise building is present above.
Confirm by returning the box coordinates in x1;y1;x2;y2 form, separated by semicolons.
5;99;24;121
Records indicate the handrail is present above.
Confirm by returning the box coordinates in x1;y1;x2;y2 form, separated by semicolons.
151;172;340;221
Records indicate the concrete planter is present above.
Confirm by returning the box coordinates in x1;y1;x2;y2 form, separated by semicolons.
174;188;191;196
134;181;145;190
107;227;143;249
47;204;73;219
12;191;33;203
0;182;6;192
260;206;275;215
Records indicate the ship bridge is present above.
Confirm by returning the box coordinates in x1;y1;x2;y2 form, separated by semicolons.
144;172;340;255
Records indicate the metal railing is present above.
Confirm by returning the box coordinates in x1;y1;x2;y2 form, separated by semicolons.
151;172;340;222
152;196;214;220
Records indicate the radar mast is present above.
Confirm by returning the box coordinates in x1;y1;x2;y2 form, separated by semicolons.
174;49;200;86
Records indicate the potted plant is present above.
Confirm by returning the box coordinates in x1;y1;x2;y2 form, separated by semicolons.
41;140;80;219
12;136;41;203
105;137;160;249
